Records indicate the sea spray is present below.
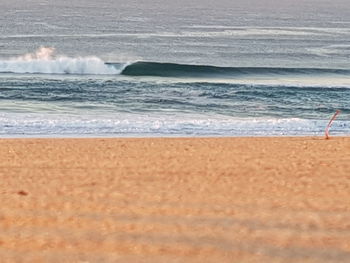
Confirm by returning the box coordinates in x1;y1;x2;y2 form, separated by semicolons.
0;47;119;75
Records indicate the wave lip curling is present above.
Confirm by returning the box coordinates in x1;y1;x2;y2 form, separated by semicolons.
0;47;119;75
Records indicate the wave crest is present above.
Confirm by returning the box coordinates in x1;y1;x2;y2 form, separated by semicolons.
1;48;350;78
0;47;119;75
119;61;350;77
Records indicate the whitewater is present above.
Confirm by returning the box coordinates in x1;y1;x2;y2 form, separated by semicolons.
0;47;121;75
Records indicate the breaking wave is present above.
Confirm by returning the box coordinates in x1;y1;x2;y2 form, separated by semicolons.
0;47;119;75
118;62;350;77
1;48;350;78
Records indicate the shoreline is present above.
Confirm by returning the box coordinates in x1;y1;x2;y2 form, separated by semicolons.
1;137;349;262
0;134;348;139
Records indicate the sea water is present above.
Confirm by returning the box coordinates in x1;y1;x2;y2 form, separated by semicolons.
0;0;349;136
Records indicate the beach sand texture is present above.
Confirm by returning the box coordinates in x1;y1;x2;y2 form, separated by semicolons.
0;137;350;262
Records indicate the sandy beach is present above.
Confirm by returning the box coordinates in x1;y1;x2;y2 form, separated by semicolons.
0;137;349;262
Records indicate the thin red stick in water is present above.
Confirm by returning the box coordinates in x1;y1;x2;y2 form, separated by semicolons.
325;110;341;139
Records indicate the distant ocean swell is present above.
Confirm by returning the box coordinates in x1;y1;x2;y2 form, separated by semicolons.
1;47;350;78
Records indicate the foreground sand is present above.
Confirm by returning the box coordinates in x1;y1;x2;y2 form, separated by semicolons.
0;137;350;262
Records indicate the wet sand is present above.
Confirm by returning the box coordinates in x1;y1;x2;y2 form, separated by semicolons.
0;137;350;262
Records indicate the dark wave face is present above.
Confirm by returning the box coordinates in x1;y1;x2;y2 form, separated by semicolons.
118;62;350;78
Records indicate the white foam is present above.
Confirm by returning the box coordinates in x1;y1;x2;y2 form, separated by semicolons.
0;112;349;137
0;47;119;75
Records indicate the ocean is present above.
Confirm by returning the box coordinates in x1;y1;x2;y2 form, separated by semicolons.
0;0;349;137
